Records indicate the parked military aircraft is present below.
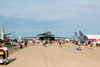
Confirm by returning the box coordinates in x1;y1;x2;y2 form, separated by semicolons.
74;30;100;45
0;22;12;40
20;31;67;41
74;30;85;44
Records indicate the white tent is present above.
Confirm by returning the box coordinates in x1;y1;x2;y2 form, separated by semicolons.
86;35;100;44
86;35;100;41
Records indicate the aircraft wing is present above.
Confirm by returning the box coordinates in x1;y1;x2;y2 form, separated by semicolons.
18;36;39;40
37;33;46;36
0;33;12;36
21;37;39;39
54;37;67;40
54;37;65;38
4;33;12;35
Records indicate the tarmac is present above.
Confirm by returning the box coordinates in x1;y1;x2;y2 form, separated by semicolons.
1;43;100;67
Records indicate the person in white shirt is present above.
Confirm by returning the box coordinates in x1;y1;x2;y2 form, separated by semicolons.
0;43;8;60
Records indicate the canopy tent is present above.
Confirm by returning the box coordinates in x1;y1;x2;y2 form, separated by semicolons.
85;35;100;41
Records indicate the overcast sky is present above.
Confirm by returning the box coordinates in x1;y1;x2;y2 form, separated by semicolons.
0;0;100;38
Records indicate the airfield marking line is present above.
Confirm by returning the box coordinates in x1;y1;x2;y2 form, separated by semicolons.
41;47;48;67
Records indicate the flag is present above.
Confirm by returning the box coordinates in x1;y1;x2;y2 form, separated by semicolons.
12;31;15;40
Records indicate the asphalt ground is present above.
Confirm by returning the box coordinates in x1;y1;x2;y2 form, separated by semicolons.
1;43;100;67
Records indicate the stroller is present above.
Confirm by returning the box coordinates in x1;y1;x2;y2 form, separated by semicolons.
0;49;9;65
76;45;82;51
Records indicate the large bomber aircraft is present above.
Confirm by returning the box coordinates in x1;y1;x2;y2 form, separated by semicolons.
21;31;67;41
37;31;55;40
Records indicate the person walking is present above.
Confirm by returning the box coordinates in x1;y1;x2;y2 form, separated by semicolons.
32;40;35;46
19;41;23;49
25;40;28;47
59;40;62;47
92;41;94;50
76;40;82;51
